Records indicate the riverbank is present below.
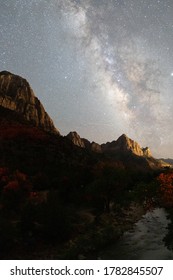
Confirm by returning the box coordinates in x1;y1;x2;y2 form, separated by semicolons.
57;202;146;259
100;208;173;260
8;204;173;260
9;202;146;259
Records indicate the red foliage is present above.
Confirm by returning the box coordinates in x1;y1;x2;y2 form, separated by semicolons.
157;171;173;206
0;167;33;208
3;180;20;192
0;123;48;141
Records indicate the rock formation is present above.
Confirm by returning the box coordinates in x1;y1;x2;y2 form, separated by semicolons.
0;71;59;134
66;132;102;153
90;141;102;153
102;134;152;157
142;147;152;157
66;131;85;148
67;132;152;157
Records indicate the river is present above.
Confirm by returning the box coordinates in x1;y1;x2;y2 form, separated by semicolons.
100;208;173;260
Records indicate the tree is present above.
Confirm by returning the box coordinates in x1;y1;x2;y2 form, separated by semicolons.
157;171;173;207
1;169;32;210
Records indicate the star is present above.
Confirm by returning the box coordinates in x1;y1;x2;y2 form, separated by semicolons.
1;0;173;158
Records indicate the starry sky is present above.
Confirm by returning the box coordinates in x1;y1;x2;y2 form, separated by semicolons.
0;0;173;158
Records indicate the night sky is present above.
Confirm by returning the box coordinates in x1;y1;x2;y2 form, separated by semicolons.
1;0;173;158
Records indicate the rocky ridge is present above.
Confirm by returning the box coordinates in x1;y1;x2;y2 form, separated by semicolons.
66;131;85;148
67;132;152;158
102;134;152;157
0;71;59;134
0;71;170;171
66;131;102;153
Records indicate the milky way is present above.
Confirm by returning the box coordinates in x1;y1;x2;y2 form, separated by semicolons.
0;0;173;158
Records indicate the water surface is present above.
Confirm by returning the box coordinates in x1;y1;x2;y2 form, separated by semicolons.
100;208;173;260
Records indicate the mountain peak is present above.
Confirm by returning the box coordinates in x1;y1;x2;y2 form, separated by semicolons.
66;131;102;153
0;70;13;76
119;133;128;138
66;130;153;158
117;134;130;143
117;134;152;157
0;71;59;134
102;134;152;157
66;131;85;148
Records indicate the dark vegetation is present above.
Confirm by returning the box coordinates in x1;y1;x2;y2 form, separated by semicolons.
157;171;173;251
0;108;173;259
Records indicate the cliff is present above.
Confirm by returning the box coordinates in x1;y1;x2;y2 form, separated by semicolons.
102;134;152;157
0;71;59;134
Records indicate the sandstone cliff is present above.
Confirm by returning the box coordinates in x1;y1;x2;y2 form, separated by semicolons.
90;141;102;153
66;131;85;148
142;147;152;157
102;134;152;157
0;71;59;134
66;132;102;153
67;132;152;157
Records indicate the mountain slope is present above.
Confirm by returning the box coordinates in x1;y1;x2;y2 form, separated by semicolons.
101;134;152;157
66;131;102;153
159;158;173;166
0;71;59;134
0;71;169;176
66;132;171;170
